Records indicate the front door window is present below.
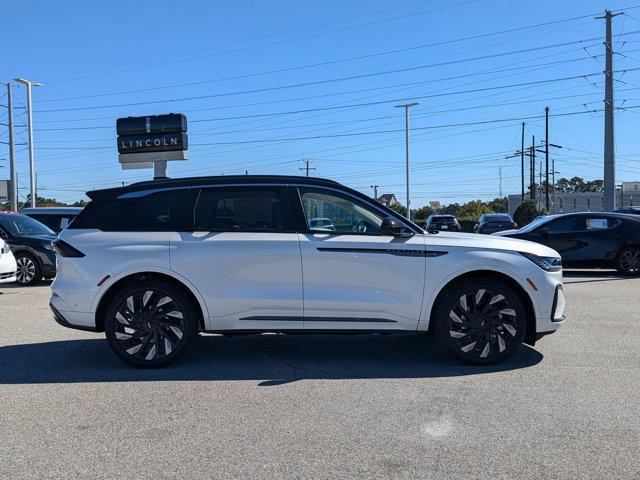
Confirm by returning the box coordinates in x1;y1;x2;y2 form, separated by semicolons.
299;188;384;235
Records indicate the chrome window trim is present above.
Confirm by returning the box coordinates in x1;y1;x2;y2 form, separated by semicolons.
117;183;423;235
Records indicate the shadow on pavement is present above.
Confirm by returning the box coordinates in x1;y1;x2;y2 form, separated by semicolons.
0;333;543;385
562;269;636;284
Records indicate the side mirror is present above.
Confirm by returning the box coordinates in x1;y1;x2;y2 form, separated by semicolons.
538;227;550;237
380;217;410;236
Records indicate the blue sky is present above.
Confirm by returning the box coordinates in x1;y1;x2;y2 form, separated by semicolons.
1;0;639;206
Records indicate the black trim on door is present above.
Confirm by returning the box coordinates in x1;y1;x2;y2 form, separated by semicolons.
239;316;397;323
316;247;448;257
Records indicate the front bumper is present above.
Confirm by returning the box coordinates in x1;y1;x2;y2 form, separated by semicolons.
37;249;57;278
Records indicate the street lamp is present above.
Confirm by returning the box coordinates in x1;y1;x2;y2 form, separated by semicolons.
394;102;419;222
14;77;43;208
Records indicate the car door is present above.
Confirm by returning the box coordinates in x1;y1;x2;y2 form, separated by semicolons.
526;215;586;261
572;216;623;261
170;186;303;331
296;186;426;331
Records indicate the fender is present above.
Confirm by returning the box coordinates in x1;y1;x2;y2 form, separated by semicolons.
90;266;211;321
417;250;537;332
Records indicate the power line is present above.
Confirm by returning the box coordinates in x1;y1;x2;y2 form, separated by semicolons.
34;33;640;113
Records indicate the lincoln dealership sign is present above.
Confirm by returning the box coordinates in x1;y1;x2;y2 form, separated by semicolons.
116;113;188;170
118;132;187;154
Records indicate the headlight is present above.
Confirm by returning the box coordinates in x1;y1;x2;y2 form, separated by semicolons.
43;243;54;251
520;252;562;272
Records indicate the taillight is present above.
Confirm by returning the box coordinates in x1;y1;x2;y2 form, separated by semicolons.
52;239;85;258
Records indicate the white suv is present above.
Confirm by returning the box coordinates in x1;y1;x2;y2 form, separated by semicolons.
51;176;565;367
0;238;17;284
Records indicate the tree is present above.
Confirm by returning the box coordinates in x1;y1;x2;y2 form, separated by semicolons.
584;179;604;192
439;203;460;216
488;196;508;213
554;176;603;193
513;200;547;227
457;200;493;219
389;203;407;217
412;205;435;222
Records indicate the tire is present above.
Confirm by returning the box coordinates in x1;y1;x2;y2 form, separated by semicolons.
434;277;527;364
615;247;640;275
15;253;42;285
104;279;199;368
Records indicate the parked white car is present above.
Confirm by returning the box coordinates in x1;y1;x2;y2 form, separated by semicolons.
0;238;17;284
51;176;566;367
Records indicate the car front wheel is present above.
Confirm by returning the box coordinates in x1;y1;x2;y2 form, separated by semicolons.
434;278;527;364
104;279;198;367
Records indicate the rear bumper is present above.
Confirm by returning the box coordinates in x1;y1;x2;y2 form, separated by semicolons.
50;302;98;332
0;252;17;283
50;291;98;331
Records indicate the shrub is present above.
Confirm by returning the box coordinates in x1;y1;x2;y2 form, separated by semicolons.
457;217;478;232
513;200;547;226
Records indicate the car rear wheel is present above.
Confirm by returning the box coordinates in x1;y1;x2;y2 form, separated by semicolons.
615;247;640;275
15;253;42;285
434;278;527;364
104;279;198;367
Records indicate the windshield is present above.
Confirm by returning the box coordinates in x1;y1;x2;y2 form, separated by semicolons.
517;215;554;233
431;216;455;223
0;214;55;236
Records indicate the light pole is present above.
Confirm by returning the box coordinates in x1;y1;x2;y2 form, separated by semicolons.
14;78;43;208
394;102;418;221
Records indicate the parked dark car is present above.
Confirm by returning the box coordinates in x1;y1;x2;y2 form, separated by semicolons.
0;213;57;285
425;214;461;231
615;207;640;215
21;207;83;233
494;212;640;275
474;213;518;234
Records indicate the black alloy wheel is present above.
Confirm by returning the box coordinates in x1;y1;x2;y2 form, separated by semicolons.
435;278;526;364
104;279;198;367
616;247;640;275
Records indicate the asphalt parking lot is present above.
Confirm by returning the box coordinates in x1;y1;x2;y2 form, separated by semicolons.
0;271;639;480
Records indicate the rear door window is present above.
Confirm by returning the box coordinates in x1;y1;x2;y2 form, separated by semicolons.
194;187;295;232
543;216;585;234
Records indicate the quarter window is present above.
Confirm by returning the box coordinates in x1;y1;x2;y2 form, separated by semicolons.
299;188;384;234
194;187;294;232
71;189;190;231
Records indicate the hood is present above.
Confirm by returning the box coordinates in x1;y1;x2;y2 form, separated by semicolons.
424;231;560;258
12;233;57;244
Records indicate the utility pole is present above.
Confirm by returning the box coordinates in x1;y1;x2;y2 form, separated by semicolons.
520;122;525;202
371;185;379;199
394;102;419;221
6;84;17;210
545;107;550;211
14;78;43;208
299;159;316;177
498;166;503;198
598;10;621;211
530;135;536;200
539;160;543;191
